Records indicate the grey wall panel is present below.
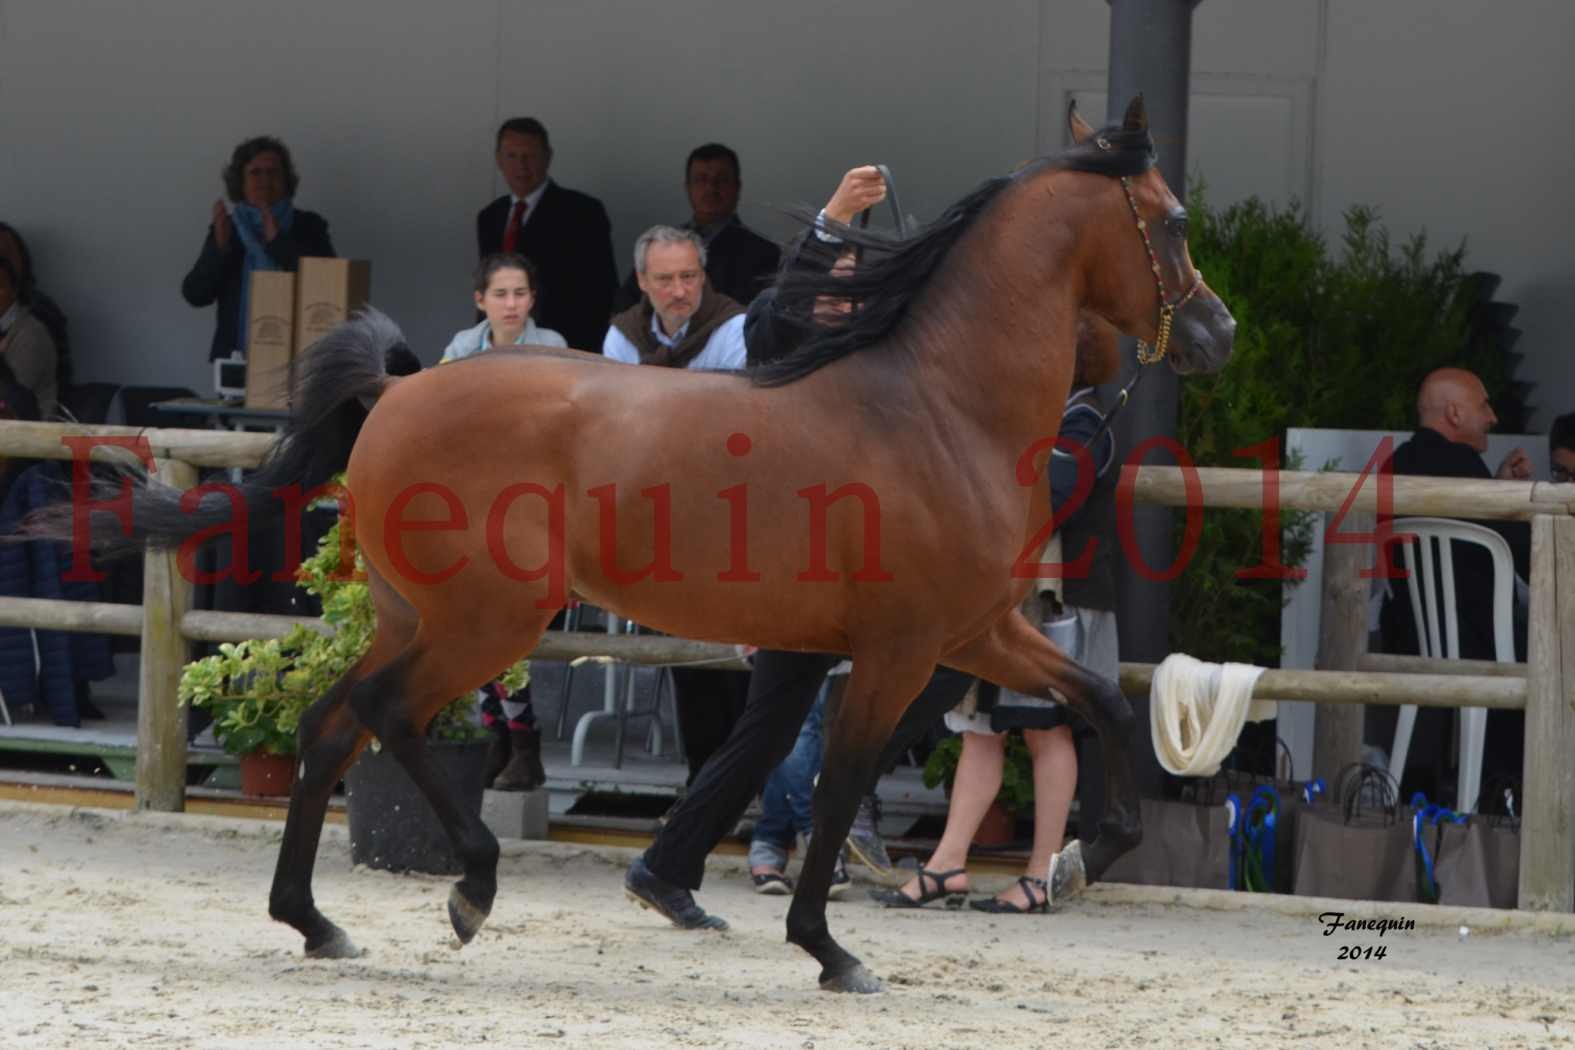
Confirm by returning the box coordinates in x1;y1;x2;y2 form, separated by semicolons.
1;0;498;383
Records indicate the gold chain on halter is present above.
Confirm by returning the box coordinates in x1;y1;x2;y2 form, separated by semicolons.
1119;175;1203;366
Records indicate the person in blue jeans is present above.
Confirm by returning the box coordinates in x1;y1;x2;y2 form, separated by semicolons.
746;664;891;896
747;677;838;894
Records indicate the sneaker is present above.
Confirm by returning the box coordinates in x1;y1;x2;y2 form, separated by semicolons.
751;870;793;895
844;794;894;878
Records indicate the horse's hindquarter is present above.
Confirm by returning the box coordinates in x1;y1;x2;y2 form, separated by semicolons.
347;355;1041;652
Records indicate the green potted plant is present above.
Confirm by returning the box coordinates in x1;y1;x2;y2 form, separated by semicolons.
922;729;1034;848
178;634;309;797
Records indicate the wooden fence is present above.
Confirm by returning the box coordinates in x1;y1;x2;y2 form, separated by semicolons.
1;421;1570;911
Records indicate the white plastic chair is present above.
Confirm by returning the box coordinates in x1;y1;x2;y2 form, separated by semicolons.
1385;518;1516;813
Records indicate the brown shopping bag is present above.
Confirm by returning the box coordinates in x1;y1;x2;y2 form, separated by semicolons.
1101;797;1231;890
1292;807;1419;902
1435;818;1520;909
1291;764;1419;903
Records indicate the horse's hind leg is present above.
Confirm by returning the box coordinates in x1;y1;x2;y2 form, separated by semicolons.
946;611;1141;881
267;664;384;963
346;611;554;947
786;654;936;994
268;569;420;957
268;669;374;958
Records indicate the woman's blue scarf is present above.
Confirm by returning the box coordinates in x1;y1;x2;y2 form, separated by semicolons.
230;198;295;352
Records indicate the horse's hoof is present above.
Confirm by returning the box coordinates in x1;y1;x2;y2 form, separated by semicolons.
448;884;491;945
819;963;884;995
304;926;363;960
1047;840;1088;909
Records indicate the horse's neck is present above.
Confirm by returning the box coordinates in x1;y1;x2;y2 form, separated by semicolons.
894;197;1087;455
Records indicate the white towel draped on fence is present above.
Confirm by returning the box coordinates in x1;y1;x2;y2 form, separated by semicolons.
1150;653;1276;777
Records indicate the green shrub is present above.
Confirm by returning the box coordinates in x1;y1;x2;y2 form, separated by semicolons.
1173;191;1508;665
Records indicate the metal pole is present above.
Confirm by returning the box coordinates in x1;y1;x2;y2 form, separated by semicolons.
1105;0;1203;793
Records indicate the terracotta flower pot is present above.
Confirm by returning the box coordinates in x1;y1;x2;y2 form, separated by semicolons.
239;752;297;798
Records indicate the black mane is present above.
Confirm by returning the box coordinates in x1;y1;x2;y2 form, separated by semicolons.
748;123;1154;388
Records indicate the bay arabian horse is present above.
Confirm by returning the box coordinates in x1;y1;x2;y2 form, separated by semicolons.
50;98;1233;992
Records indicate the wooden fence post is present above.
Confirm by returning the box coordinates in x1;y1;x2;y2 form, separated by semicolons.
1519;515;1575;911
1313;512;1371;784
135;458;197;812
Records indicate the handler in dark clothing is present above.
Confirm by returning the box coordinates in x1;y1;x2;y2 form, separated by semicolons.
182;136;335;361
1375;367;1531;806
623;167;977;929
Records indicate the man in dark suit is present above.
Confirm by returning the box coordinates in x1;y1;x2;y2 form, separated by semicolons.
613;143;782;312
1374;367;1531;804
477;117;617;351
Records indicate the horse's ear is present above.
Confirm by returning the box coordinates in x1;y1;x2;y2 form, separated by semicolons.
1122;94;1148;133
1067;99;1097;144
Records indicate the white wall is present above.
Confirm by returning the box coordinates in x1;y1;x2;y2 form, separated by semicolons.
2;0;1570;421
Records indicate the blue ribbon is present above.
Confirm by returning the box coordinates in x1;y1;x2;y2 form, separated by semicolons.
1410;792;1467;903
1225;794;1242;891
1242;785;1279;893
1302;778;1326;806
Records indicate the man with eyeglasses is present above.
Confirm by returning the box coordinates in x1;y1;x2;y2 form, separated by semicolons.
1548;413;1575;483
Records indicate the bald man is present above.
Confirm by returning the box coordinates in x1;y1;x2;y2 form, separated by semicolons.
1374;367;1530;807
1413;368;1530;479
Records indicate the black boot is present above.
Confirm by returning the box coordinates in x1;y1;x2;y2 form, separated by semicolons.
482;720;512;789
493;727;546;791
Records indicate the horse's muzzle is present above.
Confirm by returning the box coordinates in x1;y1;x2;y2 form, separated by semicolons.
1168;290;1236;376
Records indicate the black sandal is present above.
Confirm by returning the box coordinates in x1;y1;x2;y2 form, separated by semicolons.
751;871;793;896
868;867;968;909
969;876;1049;914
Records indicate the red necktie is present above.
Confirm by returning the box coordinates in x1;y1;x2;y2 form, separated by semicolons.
502;199;525;253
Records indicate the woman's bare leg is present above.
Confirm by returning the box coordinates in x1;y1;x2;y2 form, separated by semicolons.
894;731;1006;899
992;725;1077;909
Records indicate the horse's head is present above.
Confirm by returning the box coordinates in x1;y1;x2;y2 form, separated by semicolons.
1068;97;1234;376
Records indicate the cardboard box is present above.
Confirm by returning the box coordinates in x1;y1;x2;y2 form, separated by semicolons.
244;271;296;409
295;257;372;353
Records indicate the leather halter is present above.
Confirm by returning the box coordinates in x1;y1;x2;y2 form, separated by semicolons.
1117;173;1203;365
1080;160;1205;452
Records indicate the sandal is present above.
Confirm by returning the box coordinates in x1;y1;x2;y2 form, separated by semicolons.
751;871;793;896
868;867;968;909
969;876;1049;914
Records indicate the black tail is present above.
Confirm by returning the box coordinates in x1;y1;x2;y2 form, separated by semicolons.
20;308;412;558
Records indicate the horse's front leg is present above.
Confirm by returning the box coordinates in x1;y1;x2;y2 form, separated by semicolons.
786;654;936;994
945;610;1141;883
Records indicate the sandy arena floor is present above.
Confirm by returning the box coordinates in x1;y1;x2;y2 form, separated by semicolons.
2;801;1573;1049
